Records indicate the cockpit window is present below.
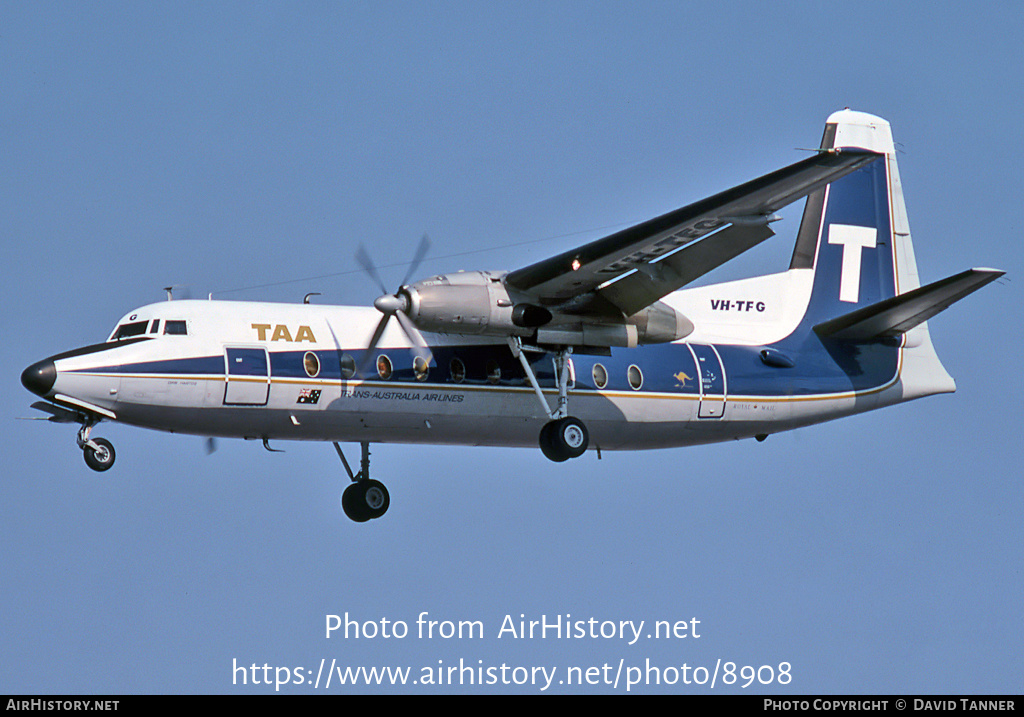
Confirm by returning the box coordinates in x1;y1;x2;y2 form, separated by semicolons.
163;320;187;335
112;321;149;340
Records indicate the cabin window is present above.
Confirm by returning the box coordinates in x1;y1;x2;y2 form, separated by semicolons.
413;356;429;381
112;321;148;340
376;354;392;380
449;357;466;383
339;353;356;380
163;320;187;335
486;360;501;385
627;364;643;390
303;351;320;378
592;363;608;390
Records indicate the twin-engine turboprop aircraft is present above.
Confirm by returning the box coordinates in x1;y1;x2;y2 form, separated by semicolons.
21;110;1002;522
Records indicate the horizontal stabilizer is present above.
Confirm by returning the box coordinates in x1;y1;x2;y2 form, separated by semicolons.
814;268;1004;340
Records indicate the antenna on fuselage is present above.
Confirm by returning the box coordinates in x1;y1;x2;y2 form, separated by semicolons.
303;292;321;304
162;284;193;301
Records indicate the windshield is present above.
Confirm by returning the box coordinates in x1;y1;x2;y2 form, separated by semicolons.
111;320;149;340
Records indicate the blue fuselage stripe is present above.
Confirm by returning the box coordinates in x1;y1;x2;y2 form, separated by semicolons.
72;340;898;398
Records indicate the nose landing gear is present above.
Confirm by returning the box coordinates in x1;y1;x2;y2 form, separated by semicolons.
77;421;116;472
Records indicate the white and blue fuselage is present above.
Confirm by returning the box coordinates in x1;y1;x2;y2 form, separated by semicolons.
21;110;999;521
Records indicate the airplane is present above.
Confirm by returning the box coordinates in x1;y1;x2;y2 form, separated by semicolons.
21;109;1003;523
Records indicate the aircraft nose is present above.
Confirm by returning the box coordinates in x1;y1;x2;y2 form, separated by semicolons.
21;359;57;397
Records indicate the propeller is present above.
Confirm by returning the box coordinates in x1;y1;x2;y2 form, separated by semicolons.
356;234;433;373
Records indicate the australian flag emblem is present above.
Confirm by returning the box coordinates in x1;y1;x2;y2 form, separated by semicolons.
297;389;321;405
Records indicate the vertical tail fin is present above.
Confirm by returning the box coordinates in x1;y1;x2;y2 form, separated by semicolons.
791;109;959;397
793;109;910;324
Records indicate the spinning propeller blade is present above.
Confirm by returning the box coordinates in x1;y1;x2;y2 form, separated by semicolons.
355;244;389;296
399;233;431;288
356;236;434;373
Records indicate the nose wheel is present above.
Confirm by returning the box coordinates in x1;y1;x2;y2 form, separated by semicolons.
83;437;116;471
77;421;116;472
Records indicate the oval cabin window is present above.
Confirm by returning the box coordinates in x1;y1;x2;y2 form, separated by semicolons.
486;360;501;385
627;364;643;390
303;351;320;378
449;357;466;383
377;354;393;380
339;353;356;379
413;356;429;382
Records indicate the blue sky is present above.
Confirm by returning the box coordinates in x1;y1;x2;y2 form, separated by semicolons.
2;2;1021;694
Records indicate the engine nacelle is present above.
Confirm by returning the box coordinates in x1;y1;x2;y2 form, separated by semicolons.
535;302;693;348
402;272;693;347
628;301;695;344
404;271;529;336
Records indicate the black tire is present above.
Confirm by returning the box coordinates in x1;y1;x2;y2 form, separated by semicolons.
341;480;390;522
341;482;370;522
83;438;116;472
539;418;589;462
539;420;569;462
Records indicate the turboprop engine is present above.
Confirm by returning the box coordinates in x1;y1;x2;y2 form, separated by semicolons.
398;271;693;347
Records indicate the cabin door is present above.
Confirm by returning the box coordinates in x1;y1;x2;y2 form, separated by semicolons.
688;344;727;419
223;347;270;406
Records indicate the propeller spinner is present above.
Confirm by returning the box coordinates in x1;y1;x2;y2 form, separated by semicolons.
356;235;433;371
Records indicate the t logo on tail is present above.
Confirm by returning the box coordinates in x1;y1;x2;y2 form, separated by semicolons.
827;224;877;303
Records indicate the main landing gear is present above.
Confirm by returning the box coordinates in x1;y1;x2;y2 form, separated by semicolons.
508;338;590;463
334;441;390;523
77;420;116;472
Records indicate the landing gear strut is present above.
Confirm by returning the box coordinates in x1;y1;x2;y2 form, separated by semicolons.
77;420;115;472
334;441;390;523
509;338;590;462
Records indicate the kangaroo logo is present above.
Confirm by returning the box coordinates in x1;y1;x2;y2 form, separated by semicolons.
674;371;693;387
827;224;877;303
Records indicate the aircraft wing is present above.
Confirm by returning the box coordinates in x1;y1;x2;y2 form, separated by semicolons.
504;148;880;314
